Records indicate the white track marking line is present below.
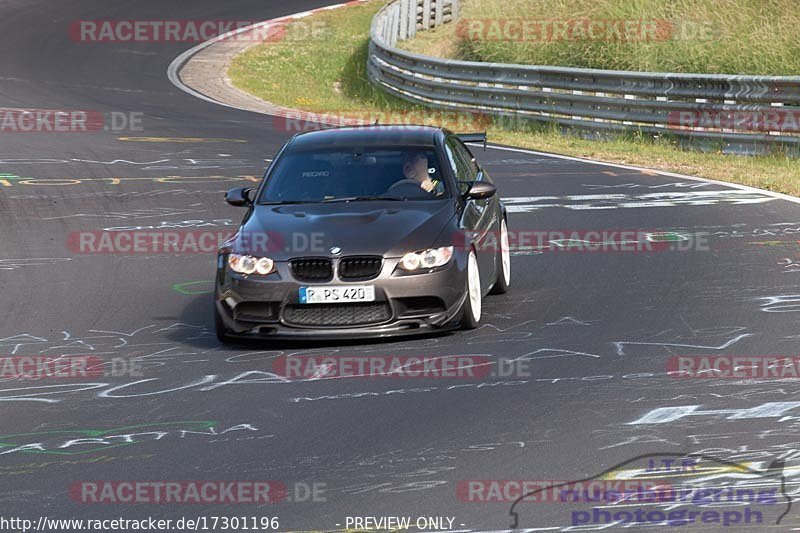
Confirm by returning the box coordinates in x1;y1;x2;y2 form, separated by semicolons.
479;144;800;205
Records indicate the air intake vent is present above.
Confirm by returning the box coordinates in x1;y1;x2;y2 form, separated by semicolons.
338;256;383;280
283;303;392;327
290;258;333;282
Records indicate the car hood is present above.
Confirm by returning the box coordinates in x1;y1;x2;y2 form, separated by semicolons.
229;200;455;259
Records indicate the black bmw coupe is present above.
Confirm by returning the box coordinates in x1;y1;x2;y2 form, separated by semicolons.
214;125;510;341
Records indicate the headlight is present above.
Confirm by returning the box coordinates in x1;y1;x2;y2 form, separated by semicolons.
398;246;453;271
227;253;275;275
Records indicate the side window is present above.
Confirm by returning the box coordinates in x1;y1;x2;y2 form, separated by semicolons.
461;142;481;180
447;137;479;181
443;142;459;177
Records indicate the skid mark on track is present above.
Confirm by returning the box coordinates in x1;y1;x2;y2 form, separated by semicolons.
503;190;777;212
759;295;800;313
583;181;711;190
39;207;204;221
0;258;72;271
612;333;752;356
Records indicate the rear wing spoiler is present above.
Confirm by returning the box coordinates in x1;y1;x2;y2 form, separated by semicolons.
456;132;487;150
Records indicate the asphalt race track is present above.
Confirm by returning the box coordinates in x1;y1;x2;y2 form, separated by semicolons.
2;0;800;531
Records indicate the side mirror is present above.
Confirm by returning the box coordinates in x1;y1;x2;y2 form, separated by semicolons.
464;181;496;200
225;187;254;207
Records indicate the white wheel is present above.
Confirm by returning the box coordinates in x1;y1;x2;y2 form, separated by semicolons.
461;250;481;328
490;218;510;294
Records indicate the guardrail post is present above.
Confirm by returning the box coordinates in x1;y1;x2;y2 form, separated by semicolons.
407;0;417;38
388;3;400;47
399;0;409;40
421;0;431;30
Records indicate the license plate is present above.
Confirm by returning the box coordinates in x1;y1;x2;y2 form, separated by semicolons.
299;285;375;304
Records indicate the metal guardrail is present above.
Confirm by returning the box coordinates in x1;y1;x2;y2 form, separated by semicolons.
367;0;800;155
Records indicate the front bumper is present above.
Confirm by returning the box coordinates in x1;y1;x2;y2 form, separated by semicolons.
215;253;468;339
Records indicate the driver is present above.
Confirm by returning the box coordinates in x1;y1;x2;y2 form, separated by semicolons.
401;152;441;194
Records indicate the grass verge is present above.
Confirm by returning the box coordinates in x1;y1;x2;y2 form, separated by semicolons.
401;0;800;75
228;0;800;196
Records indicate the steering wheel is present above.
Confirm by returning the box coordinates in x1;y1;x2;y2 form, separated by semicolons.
386;179;428;197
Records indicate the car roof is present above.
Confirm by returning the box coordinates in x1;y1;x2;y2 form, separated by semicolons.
288;125;443;150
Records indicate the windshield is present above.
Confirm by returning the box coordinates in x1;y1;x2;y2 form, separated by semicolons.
258;147;446;203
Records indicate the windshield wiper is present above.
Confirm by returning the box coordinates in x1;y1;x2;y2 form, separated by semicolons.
259;200;315;205
321;195;405;203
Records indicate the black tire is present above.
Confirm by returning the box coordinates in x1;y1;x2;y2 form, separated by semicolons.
460;250;482;329
490;217;510;294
